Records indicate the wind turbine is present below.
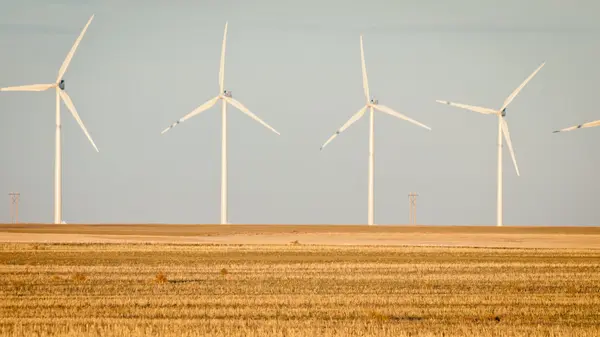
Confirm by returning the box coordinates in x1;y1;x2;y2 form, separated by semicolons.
161;22;280;225
319;35;431;226
436;62;545;227
1;15;99;224
553;119;600;133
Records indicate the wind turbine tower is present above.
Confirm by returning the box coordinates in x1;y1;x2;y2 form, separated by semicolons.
320;35;431;226
436;62;545;226
1;15;99;224
161;22;280;224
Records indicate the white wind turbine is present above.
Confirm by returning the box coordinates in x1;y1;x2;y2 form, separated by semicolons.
1;15;99;224
161;22;280;225
320;35;431;226
436;62;545;227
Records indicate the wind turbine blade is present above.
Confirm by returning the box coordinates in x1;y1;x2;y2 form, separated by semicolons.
360;35;370;101
500;117;520;176
59;90;99;152
219;22;228;93
0;84;54;92
225;97;280;135
161;96;220;134
320;105;367;150
57;15;94;82
553;119;600;133
373;105;431;131
500;62;545;112
436;100;498;115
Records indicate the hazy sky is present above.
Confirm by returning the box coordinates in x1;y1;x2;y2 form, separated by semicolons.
1;0;599;225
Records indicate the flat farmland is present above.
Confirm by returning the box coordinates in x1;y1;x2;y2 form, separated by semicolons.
1;224;600;248
0;225;599;336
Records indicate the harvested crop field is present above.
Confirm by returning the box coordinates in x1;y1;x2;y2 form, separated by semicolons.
1;224;600;248
0;242;599;336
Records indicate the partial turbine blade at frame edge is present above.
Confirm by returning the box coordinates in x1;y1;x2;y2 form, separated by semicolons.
320;105;367;150
500;118;520;176
0;84;54;92
59;90;99;152
225;97;280;136
373;105;431;131
553;119;600;133
161;96;220;134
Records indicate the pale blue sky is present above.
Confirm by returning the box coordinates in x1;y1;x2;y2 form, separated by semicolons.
1;0;599;225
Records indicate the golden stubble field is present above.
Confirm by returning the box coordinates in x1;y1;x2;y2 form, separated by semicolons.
0;237;599;336
0;225;599;336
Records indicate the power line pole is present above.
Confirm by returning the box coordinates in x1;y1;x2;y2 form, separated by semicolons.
9;192;20;224
408;192;418;225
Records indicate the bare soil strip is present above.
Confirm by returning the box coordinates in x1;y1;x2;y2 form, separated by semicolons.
0;224;599;248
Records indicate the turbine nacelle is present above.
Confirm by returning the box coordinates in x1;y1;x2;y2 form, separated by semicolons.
368;97;379;105
58;80;65;91
501;108;506;117
222;90;232;98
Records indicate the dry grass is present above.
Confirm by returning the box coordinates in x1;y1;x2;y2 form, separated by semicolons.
0;243;599;336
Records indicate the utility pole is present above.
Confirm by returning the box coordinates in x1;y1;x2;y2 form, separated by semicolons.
408;192;418;225
9;192;20;224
